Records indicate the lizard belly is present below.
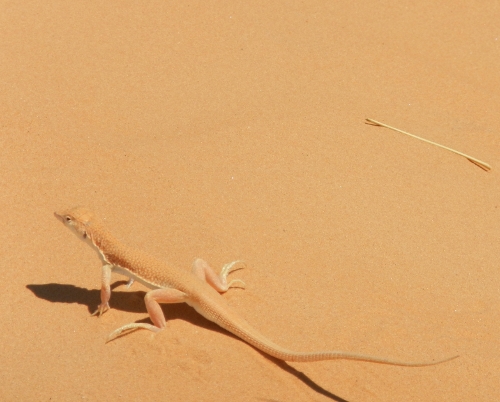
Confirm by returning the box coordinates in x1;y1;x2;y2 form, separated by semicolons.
112;265;162;290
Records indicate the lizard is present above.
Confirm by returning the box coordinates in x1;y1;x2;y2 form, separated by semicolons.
54;206;458;366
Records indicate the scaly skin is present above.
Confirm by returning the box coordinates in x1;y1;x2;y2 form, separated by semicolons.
55;207;458;366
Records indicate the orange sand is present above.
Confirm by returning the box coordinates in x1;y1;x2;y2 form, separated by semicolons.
1;2;499;401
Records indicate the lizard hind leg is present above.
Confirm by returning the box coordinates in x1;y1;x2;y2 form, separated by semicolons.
192;258;246;293
106;288;188;342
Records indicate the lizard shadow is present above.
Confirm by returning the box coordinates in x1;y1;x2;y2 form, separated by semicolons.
201;323;350;402
27;281;196;317
27;281;349;402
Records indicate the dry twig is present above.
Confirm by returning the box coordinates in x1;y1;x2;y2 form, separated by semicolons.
365;118;491;171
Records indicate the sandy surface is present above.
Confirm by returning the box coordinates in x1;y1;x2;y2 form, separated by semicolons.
1;2;499;401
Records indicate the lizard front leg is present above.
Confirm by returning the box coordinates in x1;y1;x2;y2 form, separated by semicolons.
91;264;112;316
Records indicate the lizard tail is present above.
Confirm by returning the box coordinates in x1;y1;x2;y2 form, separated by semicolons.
231;324;458;365
206;299;458;366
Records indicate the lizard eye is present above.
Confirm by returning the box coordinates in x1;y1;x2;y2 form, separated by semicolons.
65;216;71;222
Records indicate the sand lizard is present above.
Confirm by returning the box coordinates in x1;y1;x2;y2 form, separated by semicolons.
55;206;458;366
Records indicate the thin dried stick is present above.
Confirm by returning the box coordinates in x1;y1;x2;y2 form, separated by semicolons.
365;118;491;171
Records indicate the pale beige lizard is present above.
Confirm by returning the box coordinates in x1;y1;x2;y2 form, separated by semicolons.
55;206;458;366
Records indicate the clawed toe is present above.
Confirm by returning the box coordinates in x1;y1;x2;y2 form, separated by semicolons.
221;260;245;278
227;279;246;289
106;323;162;343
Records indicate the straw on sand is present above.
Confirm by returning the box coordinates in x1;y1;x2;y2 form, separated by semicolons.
365;118;491;171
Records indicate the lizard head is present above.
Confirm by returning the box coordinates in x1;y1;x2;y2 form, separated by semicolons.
54;206;96;240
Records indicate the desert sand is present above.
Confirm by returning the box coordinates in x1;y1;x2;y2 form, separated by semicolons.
1;2;499;401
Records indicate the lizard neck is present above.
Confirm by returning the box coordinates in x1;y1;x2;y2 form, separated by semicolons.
85;220;123;265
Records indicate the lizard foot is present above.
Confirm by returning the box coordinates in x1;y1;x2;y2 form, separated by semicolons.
91;302;110;317
221;260;246;289
106;323;161;343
